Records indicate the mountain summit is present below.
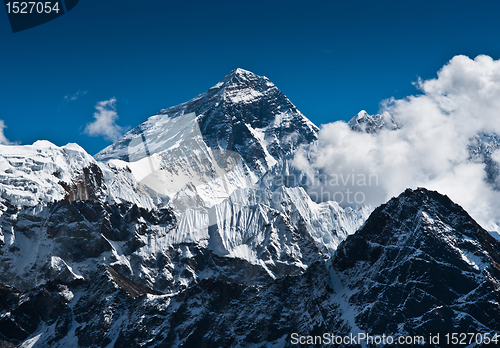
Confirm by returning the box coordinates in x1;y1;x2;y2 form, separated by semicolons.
334;188;500;340
94;69;318;206
96;68;318;172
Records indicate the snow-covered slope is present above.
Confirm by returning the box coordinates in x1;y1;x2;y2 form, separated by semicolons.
0;141;100;206
0;140;159;210
0;182;370;294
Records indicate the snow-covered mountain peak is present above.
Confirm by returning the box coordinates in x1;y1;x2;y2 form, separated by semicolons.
0;141;159;209
214;68;275;92
216;68;277;104
227;67;254;76
97;69;316;157
333;187;500;339
95;70;318;206
31;139;57;148
351;187;498;259
348;109;399;133
355;109;369;119
221;67;260;83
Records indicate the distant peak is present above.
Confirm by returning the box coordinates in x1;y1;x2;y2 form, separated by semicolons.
355;110;369;121
348;110;399;134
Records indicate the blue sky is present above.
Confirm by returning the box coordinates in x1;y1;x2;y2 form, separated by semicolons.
1;0;500;155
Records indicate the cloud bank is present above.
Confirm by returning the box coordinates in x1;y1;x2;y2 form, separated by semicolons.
85;97;126;141
294;55;500;231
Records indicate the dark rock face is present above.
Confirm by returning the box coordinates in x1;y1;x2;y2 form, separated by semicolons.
334;188;500;346
0;281;72;344
59;163;106;202
0;261;343;348
121;261;346;348
190;69;319;164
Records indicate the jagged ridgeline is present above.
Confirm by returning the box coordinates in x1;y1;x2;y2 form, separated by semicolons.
0;69;499;347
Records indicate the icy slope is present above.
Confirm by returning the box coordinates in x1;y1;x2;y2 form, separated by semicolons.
0;185;369;293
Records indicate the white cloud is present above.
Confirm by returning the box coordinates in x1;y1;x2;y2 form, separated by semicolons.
293;55;500;231
64;90;87;102
84;97;126;141
0;120;13;145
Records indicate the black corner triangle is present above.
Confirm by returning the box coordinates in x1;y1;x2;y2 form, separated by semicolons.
63;0;78;12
